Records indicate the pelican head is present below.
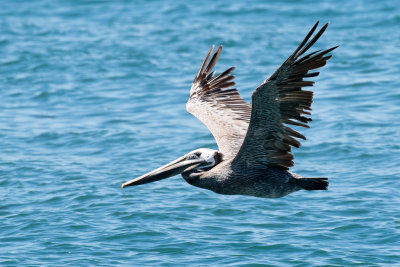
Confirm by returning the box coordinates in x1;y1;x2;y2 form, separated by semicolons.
121;148;221;188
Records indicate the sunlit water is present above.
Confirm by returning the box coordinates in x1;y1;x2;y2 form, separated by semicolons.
1;0;400;265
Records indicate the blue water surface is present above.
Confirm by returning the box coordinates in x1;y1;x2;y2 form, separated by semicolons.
1;0;400;266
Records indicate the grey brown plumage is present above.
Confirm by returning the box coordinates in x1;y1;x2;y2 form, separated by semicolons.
122;21;336;198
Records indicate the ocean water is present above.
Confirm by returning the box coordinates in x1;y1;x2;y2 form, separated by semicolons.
1;0;400;265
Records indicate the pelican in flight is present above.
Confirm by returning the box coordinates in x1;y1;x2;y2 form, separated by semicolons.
122;22;337;198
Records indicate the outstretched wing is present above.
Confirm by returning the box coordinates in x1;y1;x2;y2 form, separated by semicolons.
233;21;338;169
186;45;252;159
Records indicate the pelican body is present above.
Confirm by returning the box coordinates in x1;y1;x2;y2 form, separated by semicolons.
122;22;336;198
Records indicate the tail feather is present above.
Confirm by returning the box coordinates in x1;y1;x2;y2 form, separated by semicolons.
295;177;329;190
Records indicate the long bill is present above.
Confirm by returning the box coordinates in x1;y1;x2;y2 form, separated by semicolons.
121;154;206;188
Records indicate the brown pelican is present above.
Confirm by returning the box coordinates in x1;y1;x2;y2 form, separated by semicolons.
122;21;337;198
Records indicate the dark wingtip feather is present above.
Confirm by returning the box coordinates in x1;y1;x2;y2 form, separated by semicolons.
195;45;215;82
290;21;320;59
204;46;222;76
295;22;329;59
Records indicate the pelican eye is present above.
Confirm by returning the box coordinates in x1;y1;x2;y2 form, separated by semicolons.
188;152;201;160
